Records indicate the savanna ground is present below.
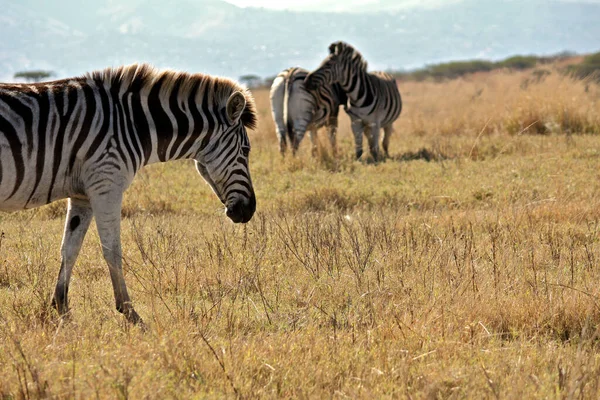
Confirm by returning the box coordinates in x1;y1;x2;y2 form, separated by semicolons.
2;63;600;399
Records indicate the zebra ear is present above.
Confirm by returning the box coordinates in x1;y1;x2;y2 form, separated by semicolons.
329;42;342;55
226;91;246;125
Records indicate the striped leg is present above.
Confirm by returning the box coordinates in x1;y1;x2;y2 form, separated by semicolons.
368;122;382;161
52;198;93;316
277;129;287;155
91;192;142;325
351;119;365;159
382;124;394;158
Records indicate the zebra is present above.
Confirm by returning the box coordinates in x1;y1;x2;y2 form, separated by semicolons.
270;67;347;156
304;41;402;160
0;63;257;325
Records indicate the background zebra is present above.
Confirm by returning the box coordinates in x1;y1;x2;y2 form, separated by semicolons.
304;41;402;160
0;64;257;325
270;67;347;156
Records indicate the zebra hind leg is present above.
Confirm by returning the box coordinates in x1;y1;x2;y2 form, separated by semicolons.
90;191;143;326
382;125;394;158
351;119;365;159
52;198;94;317
278;131;287;155
368;122;382;161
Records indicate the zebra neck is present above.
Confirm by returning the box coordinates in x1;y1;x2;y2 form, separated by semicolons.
135;91;207;166
341;67;371;109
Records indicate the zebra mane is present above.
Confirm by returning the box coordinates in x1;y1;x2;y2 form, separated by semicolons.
85;63;257;130
330;41;368;71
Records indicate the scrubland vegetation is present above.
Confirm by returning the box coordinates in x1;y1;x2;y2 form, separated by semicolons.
1;58;600;398
392;51;600;82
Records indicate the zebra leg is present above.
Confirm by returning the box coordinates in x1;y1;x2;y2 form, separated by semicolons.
91;192;142;325
383;125;394;158
351;119;365;159
309;129;318;157
368;122;382;161
291;129;307;156
327;118;338;157
52;198;93;316
278;130;287;155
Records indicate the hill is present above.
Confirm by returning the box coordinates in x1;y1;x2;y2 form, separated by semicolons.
1;0;599;81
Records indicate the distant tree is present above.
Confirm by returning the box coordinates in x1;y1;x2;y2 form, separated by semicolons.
263;75;278;88
14;70;54;82
239;74;263;88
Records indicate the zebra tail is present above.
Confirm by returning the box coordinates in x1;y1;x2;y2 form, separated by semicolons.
283;72;294;145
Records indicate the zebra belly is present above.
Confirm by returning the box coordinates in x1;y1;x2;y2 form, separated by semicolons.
0;147;75;211
0;175;73;211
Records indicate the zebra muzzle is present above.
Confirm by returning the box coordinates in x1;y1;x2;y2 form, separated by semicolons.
226;195;256;223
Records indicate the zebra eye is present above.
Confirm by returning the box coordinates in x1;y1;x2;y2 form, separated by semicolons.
241;146;250;157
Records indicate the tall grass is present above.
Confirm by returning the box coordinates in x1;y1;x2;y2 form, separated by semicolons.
1;62;600;398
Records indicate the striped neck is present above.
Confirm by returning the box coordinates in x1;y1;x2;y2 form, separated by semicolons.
340;64;371;109
134;77;215;166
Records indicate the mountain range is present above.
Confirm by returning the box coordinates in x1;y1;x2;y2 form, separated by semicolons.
1;0;599;82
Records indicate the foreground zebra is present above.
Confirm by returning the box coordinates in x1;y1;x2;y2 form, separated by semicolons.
305;41;402;160
270;67;347;156
0;64;257;324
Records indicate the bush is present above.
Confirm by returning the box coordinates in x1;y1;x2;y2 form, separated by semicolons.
566;51;600;82
427;60;495;80
393;52;583;82
497;55;539;70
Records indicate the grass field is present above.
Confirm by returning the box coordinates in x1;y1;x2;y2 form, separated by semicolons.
1;66;600;398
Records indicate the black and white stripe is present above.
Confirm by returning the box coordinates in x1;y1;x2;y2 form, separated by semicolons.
270;67;347;156
0;63;257;324
305;41;402;160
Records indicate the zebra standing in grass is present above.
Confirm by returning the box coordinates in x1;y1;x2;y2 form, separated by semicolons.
304;41;402;160
0;64;257;325
270;67;347;156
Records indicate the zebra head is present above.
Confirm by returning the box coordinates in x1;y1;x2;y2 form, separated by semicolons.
195;90;257;223
304;41;367;90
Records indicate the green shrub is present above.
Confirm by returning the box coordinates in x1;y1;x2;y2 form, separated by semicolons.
393;52;584;82
497;55;539;70
566;51;600;82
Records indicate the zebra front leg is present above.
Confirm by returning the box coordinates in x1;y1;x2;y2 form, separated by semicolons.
382;124;394;158
351;119;365;159
52;198;93;316
91;192;142;325
368;122;382;161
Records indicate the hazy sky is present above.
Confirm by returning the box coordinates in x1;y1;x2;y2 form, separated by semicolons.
226;0;326;8
225;0;363;10
224;0;443;11
225;0;600;10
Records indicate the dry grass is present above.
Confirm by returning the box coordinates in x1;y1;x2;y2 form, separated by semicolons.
2;66;600;398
